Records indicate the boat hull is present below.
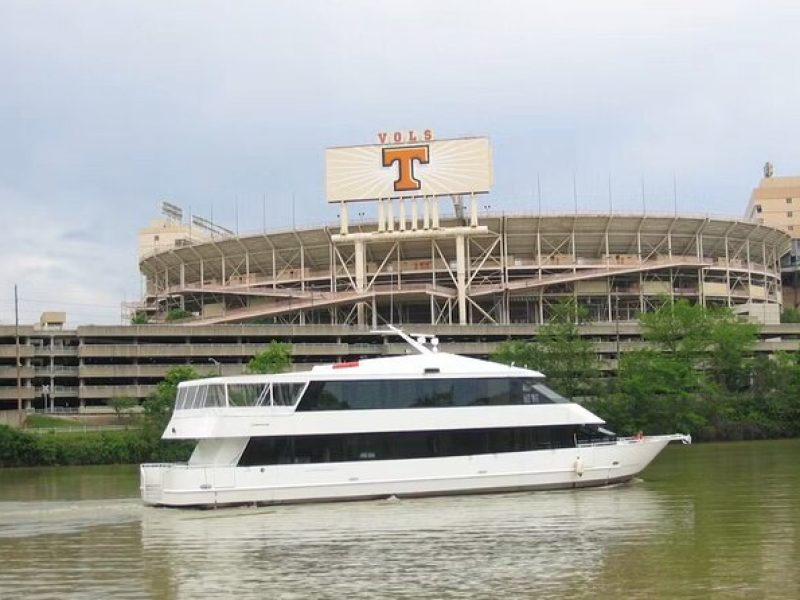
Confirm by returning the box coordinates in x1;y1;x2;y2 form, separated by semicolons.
141;435;682;508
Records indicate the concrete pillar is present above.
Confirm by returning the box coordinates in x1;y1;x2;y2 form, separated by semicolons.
399;199;406;231
378;200;386;232
432;198;440;229
411;199;418;231
355;240;366;326
470;194;478;227
340;202;349;235
272;249;277;288
423;197;430;230
456;235;467;324
386;199;394;232
300;247;305;292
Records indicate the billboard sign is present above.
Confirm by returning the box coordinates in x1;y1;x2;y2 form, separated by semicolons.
325;136;492;203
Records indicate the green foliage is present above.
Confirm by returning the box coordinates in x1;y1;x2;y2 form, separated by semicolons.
639;298;711;356
142;365;200;439
598;348;706;435
490;297;799;441
0;366;202;467
781;307;800;323
594;299;799;440
135;365;200;463
705;309;758;393
0;426;163;467
109;397;138;421
0;425;39;467
491;299;600;399
31;430;153;466
130;311;149;325
247;341;292;374
165;308;192;321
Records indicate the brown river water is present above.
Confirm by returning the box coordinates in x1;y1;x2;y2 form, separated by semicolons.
0;439;798;599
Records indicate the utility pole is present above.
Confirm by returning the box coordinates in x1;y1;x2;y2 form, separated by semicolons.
673;172;678;215
14;284;22;417
641;177;647;214
572;172;578;213
536;173;542;215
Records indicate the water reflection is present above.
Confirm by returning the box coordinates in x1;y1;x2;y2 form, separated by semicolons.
0;484;682;599
146;484;683;598
2;441;799;599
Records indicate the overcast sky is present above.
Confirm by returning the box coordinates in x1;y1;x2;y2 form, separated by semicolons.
1;1;799;325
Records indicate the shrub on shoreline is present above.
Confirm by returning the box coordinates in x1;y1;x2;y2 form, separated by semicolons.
0;426;192;468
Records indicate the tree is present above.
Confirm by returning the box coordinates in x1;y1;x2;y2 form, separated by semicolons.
705;308;758;394
749;352;800;437
142;365;200;440
108;396;138;422
247;341;292;374
130;312;148;325
639;298;711;358
491;299;600;400
603;348;706;435
599;299;764;438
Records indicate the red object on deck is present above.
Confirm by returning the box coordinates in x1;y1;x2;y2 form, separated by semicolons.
333;361;360;369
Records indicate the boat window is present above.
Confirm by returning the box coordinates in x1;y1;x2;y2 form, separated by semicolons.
576;425;617;444
189;386;205;409
238;425;580;466
175;387;189;410
175;384;225;410
205;384;226;408
272;383;305;406
228;384;268;407
532;384;568;404
297;377;557;411
524;383;569;405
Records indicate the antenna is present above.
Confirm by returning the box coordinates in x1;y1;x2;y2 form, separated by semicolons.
369;324;432;354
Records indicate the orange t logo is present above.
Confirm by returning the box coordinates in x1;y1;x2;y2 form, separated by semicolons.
382;145;430;192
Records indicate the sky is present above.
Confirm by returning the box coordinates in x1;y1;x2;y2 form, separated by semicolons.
1;0;799;325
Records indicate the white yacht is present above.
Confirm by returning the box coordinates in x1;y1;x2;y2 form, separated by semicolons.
140;331;690;508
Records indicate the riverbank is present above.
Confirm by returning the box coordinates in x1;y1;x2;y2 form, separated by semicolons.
0;425;191;468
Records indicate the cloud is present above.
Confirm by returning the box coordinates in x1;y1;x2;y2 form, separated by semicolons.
0;186;135;325
1;1;799;323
